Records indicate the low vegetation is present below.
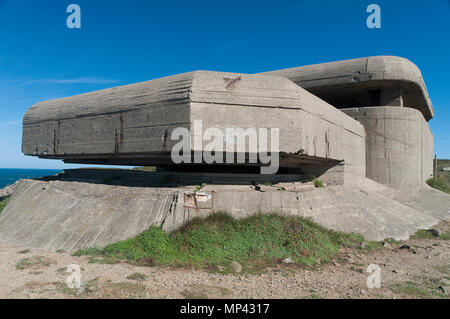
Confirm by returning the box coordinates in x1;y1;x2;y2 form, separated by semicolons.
15;256;56;270
0;197;10;214
126;273;148;281
194;183;207;192
74;213;373;271
391;276;448;298
313;178;324;188
391;281;429;297
427;159;450;194
54;278;146;298
426;178;450;194
412;229;450;240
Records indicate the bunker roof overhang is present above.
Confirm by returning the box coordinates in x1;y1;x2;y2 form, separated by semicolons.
21;70;365;173
259;56;434;121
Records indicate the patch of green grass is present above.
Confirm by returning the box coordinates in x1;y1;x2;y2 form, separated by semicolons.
53;278;100;297
74;213;366;270
72;247;102;257
15;256;56;270
439;232;450;240
433;265;450;275
426;178;450;194
412;229;437;239
88;256;121;265
411;229;449;240
194;183;207;192
56;267;67;273
313;178;324;188
260;181;273;187
391;281;429;297
360;241;384;251
127;273;148;281
384;238;401;245
412;229;435;239
0;197;10;214
420;277;449;298
391;276;448;298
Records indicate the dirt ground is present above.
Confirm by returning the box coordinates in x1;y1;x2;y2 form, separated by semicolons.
0;224;448;299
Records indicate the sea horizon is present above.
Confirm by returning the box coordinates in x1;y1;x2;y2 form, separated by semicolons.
0;168;62;189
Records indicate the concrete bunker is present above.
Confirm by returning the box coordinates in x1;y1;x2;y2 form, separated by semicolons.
2;55;447;251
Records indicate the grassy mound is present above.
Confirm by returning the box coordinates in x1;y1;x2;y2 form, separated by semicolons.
74;213;366;269
0;197;9;215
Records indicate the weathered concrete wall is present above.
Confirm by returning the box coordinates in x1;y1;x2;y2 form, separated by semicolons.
0;176;448;252
259;56;434;120
22;71;366;182
422;123;434;182
22;72;194;157
188;72;366;182
341;107;434;186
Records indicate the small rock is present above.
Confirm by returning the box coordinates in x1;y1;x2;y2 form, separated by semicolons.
333;262;341;267
344;255;354;263
360;289;367;295
382;242;393;250
230;261;242;273
282;258;294;264
351;266;363;273
360;242;368;249
398;244;411;250
392;269;405;275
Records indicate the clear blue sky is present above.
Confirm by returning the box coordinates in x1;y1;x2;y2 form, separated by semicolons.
0;0;449;169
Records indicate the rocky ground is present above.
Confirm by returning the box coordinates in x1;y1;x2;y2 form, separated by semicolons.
0;222;448;299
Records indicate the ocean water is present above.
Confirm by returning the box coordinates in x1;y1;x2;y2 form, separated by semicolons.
0;168;62;189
